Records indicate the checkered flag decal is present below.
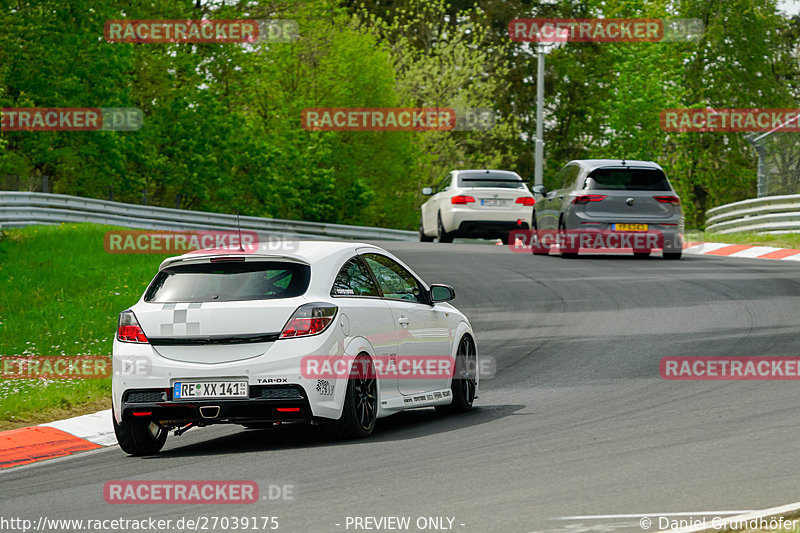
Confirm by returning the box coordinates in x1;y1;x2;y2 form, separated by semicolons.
159;302;202;336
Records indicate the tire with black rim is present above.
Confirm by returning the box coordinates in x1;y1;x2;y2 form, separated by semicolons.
531;212;549;255
113;410;168;456
436;335;477;414
419;217;434;242
559;220;578;258
437;214;453;243
333;354;378;439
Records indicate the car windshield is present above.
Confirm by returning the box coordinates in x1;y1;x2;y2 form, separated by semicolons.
458;172;525;189
144;261;310;303
586;167;671;191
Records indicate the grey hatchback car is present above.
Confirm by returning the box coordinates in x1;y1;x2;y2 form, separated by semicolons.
532;159;684;259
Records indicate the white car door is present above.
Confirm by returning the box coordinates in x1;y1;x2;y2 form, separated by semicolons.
360;253;452;396
330;256;398;400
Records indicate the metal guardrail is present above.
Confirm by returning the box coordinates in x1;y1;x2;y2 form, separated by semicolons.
705;194;800;234
0;192;418;241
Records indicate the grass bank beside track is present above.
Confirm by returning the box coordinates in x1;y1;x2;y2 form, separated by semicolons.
0;224;170;430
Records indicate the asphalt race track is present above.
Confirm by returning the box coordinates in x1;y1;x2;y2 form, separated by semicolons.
2;243;800;533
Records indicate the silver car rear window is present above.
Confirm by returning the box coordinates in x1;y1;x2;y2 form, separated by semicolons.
144;261;310;303
586;167;671;191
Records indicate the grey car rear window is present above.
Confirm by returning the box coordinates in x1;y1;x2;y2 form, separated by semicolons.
458;172;525;189
586;168;671;191
144;261;310;303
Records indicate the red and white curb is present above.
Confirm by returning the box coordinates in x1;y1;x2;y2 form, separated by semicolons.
505;237;800;260
40;409;115;445
0;409;114;469
683;241;800;260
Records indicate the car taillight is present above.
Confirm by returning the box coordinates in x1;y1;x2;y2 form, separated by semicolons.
279;303;337;339
451;195;475;205
572;195;607;204
516;197;535;206
654;195;680;206
117;310;149;343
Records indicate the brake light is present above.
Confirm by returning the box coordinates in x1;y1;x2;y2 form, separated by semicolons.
572;195;607;204
132;411;152;417
276;407;301;413
516;197;535;206
654;195;680;206
279;303;337;339
451;195;475;205
117;310;149;343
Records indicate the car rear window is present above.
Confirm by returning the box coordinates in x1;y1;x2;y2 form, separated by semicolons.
144;261;310;303
586;167;671;191
458;172;525;189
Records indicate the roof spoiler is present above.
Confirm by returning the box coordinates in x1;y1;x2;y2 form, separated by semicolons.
158;254;310;271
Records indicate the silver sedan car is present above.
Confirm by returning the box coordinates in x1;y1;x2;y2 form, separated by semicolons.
531;159;684;259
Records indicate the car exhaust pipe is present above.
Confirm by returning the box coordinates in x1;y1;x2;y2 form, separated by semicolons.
199;406;220;419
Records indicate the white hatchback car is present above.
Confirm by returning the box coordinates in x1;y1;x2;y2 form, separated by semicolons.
112;241;478;455
419;169;535;243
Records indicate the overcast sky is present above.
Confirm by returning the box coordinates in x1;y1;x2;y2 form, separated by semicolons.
778;0;800;15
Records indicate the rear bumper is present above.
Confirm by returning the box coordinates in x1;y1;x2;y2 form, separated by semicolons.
565;210;683;229
563;212;684;250
120;385;313;424
111;332;349;424
456;220;529;238
443;207;532;236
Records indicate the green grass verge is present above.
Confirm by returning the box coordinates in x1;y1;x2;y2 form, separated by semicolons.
686;231;800;249
0;223;171;428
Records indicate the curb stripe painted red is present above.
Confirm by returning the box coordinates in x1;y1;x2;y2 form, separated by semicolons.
0;426;101;468
0;408;116;469
684;241;800;260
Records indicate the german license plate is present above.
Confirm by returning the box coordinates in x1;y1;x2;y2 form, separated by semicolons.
173;380;248;399
613;223;648;232
481;199;507;207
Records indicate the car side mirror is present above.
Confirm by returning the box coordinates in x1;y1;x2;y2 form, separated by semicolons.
532;184;546;195
429;284;455;303
422;187;433;196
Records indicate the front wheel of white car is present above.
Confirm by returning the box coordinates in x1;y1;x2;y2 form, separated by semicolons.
333;354;378;439
436;335;477;414
113;410;168;456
